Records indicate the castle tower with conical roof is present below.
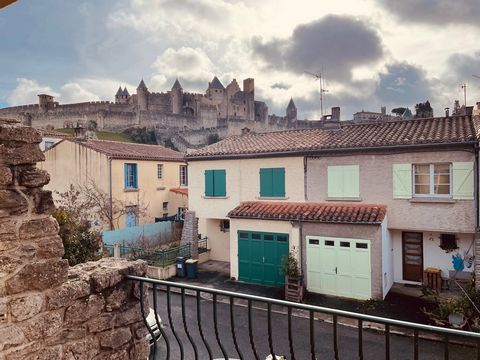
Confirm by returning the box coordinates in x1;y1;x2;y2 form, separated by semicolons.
171;78;183;114
286;98;297;121
136;79;148;111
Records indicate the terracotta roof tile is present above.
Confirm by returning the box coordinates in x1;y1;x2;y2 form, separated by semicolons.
188;115;476;159
71;139;184;161
39;129;73;138
170;188;188;196
228;201;387;224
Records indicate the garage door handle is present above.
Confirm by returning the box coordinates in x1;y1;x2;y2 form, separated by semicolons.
263;256;265;263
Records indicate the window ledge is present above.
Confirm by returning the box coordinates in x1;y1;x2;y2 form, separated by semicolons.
124;188;139;192
410;197;456;204
256;196;289;200
326;197;362;202
157;186;166;191
202;195;230;199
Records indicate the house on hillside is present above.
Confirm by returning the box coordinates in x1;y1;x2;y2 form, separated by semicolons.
186;107;479;300
40;139;187;230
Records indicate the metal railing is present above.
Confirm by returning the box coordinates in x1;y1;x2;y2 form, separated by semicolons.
128;276;480;360
104;238;209;267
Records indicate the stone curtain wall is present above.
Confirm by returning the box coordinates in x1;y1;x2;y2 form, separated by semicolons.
0;120;149;359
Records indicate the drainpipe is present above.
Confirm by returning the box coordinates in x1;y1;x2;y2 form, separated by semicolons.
108;157;113;230
303;156;308;201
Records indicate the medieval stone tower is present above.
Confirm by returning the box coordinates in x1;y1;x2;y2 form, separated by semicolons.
243;78;255;121
171;78;183;114
136;79;148;111
286;98;297;121
115;86;130;104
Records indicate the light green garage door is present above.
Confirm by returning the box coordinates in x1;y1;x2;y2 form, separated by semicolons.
306;236;371;300
238;231;289;286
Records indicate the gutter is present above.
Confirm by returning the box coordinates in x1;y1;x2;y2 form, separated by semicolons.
185;141;478;161
227;215;383;226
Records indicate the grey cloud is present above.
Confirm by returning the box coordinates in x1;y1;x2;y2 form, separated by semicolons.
252;15;384;82
447;51;480;80
375;62;433;105
270;82;291;90
378;0;480;26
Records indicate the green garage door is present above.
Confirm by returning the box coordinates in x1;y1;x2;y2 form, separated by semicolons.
238;231;289;286
306;236;371;300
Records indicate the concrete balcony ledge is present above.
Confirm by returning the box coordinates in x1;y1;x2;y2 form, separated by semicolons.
409;197;456;204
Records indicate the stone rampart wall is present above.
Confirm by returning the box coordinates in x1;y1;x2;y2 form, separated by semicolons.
0;120;149;359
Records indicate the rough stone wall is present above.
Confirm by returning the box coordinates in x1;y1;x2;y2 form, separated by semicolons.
0;120;150;359
180;211;199;260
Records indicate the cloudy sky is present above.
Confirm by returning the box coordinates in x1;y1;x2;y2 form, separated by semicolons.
1;0;480;119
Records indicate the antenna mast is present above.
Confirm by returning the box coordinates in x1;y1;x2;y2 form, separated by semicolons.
461;83;467;107
305;71;328;117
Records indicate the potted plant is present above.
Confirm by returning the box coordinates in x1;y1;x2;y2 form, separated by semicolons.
281;250;303;302
438;298;465;327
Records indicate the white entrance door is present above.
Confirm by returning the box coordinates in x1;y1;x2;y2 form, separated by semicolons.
306;236;372;300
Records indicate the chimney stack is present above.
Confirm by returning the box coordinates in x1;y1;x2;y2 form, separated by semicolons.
445;108;450;117
381;106;386;116
323;107;341;131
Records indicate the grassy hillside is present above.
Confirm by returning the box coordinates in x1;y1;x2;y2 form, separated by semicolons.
55;128;133;143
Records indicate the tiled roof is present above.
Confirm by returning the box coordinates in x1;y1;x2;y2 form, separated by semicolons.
188;115;476;159
170;188;188;196
72;139;185;161
228;201;387;224
40;129;72;138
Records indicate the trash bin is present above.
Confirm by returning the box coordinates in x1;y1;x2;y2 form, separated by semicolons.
186;259;198;279
176;256;187;278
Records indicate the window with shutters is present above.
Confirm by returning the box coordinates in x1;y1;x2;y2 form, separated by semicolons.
124;163;138;189
327;165;359;198
204;169;226;197
413;163;451;196
259;168;285;197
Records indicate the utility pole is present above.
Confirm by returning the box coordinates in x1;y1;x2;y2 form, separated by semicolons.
305;71;328;117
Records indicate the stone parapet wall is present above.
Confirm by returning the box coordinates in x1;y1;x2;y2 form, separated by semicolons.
0;120;149;359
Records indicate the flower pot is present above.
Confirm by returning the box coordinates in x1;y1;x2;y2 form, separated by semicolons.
448;313;464;326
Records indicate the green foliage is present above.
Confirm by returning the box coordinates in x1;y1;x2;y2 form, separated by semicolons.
123;127;157;144
53;208;100;266
96;131;133;143
391;107;407;116
281;250;301;279
207;133;220;144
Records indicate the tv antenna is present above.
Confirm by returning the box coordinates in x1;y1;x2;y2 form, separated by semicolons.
472;75;480;80
305;71;328;117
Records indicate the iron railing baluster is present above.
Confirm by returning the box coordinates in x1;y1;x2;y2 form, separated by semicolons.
213;293;228;359
248;299;260;360
444;334;449;360
477;338;480;360
181;288;198;359
413;329;419;360
140;281;157;360
309;310;315;360
153;283;170;360
167;285;184;359
230;297;244;360
333;314;339;360
288;307;295;360
267;303;275;359
196;291;213;360
385;324;390;360
358;319;363;360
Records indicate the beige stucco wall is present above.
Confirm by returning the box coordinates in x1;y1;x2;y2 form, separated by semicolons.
229;218;301;280
200;218;231;262
306;149;476;233
168;191;188;217
40;140;186;229
188;156;305;220
301;222;383;299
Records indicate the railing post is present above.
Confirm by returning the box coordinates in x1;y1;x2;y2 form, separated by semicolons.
113;243;121;258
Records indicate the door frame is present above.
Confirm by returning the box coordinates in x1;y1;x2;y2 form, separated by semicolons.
402;231;424;282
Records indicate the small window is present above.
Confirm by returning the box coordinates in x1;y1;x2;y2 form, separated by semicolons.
252;233;261;240
414;163;451;196
162;202;168;211
309;239;320;245
157;164;163;179
180;165;188;186
239;232;249;239
124;163;138;189
325;240;334;246
440;234;458;252
220;219;230;232
356;243;368;249
340;241;351;247
277;235;288;242
264;234;274;241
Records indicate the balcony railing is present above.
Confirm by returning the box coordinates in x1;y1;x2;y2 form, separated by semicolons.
128;276;480;360
104;238;208;267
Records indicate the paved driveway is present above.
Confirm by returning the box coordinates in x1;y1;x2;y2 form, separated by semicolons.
149;291;476;360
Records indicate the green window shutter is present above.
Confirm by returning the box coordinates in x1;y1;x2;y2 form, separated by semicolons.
214;169;226;196
342;165;359;198
272;168;285;197
393;163;412;199
452;162;474;200
327;166;344;197
260;168;273;197
205;170;214;196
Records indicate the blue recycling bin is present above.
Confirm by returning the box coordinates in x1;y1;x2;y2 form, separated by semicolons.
186;259;198;279
176;256;187;278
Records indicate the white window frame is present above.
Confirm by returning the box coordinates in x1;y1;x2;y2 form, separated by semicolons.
157;164;163;179
162;201;168;211
180;165;188;186
413;163;452;197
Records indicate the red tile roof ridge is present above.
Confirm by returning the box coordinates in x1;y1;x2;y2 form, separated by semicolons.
169;188;188;196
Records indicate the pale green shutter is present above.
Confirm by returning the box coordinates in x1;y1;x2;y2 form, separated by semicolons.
452;162;474;200
328;166;344;197
393;164;412;199
343;165;359;198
